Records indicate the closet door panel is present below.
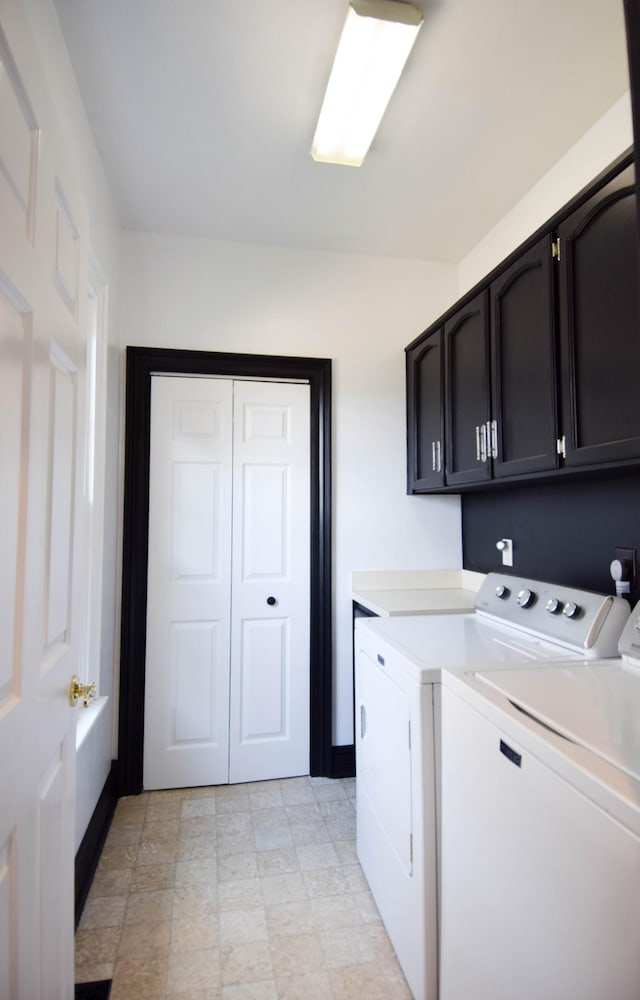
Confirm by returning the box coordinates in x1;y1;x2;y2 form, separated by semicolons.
229;381;311;784
143;376;233;790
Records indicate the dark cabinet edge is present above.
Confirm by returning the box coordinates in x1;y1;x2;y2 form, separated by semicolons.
624;1;640;253
405;148;634;352
408;454;640;495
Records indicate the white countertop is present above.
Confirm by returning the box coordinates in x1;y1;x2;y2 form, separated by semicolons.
351;569;485;617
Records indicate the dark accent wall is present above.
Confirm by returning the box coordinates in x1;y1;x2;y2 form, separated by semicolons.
462;471;640;606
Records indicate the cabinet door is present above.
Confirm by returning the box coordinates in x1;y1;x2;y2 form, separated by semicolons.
406;330;444;491
490;237;559;478
444;291;491;485
558;164;640;466
624;1;640;249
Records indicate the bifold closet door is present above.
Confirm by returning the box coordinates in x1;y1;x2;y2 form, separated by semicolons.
229;380;310;783
143;376;310;790
144;376;234;790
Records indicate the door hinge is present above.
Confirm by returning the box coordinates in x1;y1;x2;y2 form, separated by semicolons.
556;435;566;458
551;237;561;262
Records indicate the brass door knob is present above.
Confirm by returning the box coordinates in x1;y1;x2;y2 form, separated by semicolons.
69;675;97;707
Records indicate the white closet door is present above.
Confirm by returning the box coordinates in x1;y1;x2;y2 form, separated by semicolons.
228;381;310;783
144;376;233;789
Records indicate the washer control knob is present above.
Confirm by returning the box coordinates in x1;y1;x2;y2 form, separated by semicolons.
516;588;535;608
545;598;562;615
563;601;580;619
495;585;510;599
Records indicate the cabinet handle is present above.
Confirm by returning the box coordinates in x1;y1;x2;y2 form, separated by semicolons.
360;704;367;739
436;439;442;473
490;419;498;460
475;425;481;461
479;423;488;463
432;441;437;471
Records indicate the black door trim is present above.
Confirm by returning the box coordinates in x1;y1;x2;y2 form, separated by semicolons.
118;346;332;794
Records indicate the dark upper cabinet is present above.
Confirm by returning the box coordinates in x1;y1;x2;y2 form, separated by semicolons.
444;291;491;486
557;163;640;466
406;330;444;490
490;236;559;478
405;153;639;494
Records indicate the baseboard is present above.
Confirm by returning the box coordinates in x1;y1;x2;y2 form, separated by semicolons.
330;744;355;778
75;981;112;999
75;761;120;928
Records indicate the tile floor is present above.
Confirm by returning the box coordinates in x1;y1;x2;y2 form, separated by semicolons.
75;776;411;999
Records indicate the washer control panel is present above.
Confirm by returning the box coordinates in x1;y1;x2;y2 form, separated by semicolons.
475;573;631;657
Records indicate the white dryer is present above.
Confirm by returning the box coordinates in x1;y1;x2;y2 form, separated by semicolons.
355;574;630;1000
439;603;640;1000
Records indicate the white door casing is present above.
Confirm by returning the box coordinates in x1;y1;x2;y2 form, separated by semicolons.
0;11;90;996
144;376;310;789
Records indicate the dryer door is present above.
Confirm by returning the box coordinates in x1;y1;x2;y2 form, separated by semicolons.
356;647;412;876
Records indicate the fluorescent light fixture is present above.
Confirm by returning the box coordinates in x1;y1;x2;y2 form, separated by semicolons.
311;0;423;167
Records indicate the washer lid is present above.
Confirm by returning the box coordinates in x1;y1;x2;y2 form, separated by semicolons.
476;662;640;784
357;612;583;683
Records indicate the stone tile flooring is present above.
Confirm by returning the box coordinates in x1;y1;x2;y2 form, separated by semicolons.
75;776;411;999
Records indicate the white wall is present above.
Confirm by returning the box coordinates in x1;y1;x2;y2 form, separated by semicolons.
121;233;461;743
458;94;634;294
17;0;124;847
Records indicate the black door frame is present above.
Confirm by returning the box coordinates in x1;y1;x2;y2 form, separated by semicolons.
118;346;332;795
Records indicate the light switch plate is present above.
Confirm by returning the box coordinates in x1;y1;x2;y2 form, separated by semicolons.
497;538;513;567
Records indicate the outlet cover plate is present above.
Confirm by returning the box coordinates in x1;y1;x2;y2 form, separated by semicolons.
615;547;637;588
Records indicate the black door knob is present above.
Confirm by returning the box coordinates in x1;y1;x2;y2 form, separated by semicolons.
266;596;277;606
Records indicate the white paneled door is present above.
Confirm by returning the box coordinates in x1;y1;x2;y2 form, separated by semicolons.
229;380;310;783
0;16;89;997
144;376;310;789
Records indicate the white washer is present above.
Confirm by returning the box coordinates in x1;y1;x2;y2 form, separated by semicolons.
438;609;640;1000
354;574;630;1000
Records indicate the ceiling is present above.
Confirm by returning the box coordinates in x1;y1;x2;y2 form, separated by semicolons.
53;0;630;262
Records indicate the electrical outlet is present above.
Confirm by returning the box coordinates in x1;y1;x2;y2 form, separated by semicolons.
615;547;637;588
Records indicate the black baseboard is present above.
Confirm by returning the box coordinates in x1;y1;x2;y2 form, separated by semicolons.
75;981;111;999
330;744;355;778
75;761;120;928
